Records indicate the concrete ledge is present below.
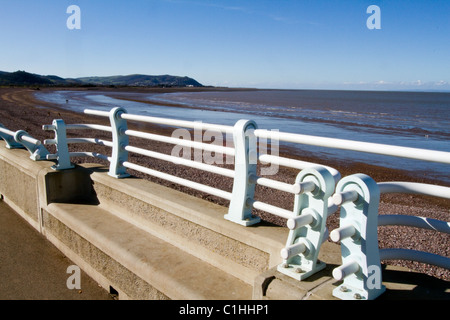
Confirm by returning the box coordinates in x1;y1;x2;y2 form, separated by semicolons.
253;241;341;300
88;168;287;284
255;263;450;300
42;203;252;300
0;143;53;230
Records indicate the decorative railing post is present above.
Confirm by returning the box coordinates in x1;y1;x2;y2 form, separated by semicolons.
0;124;23;149
224;119;260;226
277;166;335;280
330;173;386;300
43;119;73;170
1;124;49;160
108;107;129;178
14;130;50;161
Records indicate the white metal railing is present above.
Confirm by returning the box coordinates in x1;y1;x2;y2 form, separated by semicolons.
254;129;450;164
40;107;344;281
330;175;450;300
42;107;340;223
377;181;450;269
1;104;448;300
0;123;49;160
38;106;449;300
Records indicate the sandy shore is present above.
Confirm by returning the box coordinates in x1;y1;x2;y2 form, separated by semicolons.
0;87;448;281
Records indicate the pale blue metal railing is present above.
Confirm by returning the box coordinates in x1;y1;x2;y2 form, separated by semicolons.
41;107;343;281
330;176;450;300
2;106;449;300
0;123;49;160
2;105;445;300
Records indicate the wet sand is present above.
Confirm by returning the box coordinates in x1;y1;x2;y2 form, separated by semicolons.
1;87;448;281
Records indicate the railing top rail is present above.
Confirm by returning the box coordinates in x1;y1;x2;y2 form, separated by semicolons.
254;129;450;165
84;109;234;133
83;107;450;165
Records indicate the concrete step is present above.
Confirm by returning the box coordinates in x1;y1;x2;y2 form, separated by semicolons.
42;202;252;300
86;166;288;285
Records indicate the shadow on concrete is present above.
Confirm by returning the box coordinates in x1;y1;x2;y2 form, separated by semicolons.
0;200;114;300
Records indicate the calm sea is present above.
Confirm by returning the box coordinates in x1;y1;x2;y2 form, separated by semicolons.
35;89;450;184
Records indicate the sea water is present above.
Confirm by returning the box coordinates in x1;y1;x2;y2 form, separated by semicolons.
34;89;450;184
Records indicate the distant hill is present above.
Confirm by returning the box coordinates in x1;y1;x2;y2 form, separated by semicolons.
0;70;54;86
0;70;203;87
77;74;203;87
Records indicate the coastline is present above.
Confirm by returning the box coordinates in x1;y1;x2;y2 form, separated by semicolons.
0;87;448;281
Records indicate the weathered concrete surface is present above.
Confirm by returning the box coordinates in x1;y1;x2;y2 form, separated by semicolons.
89;167;287;285
0;200;113;300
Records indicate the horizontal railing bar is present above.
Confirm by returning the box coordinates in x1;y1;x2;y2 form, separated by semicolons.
125;145;235;178
378;215;450;234
378;182;450;200
122;161;233;201
67;138;114;147
66;124;113;132
19;134;41;146
379;248;450;270
0;128;41;145
251;198;337;220
84;109;234;133
69;152;111;161
121;113;234;134
251;175;301;194
251;200;294;220
327;198;338;216
255;129;450;164
125;129;236;156
250;174;316;195
0;127;16;136
259;154;341;182
84;109;110;117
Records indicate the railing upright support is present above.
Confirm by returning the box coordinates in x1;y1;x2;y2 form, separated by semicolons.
43;119;74;170
225;120;260;226
1;124;49;160
278;166;335;280
14;130;50;161
330;174;386;300
108;107;130;178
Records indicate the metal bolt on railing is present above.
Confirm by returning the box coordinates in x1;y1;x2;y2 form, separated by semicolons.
277;166;336;281
330;173;386;300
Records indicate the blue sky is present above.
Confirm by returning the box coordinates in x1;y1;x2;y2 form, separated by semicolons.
0;0;449;91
